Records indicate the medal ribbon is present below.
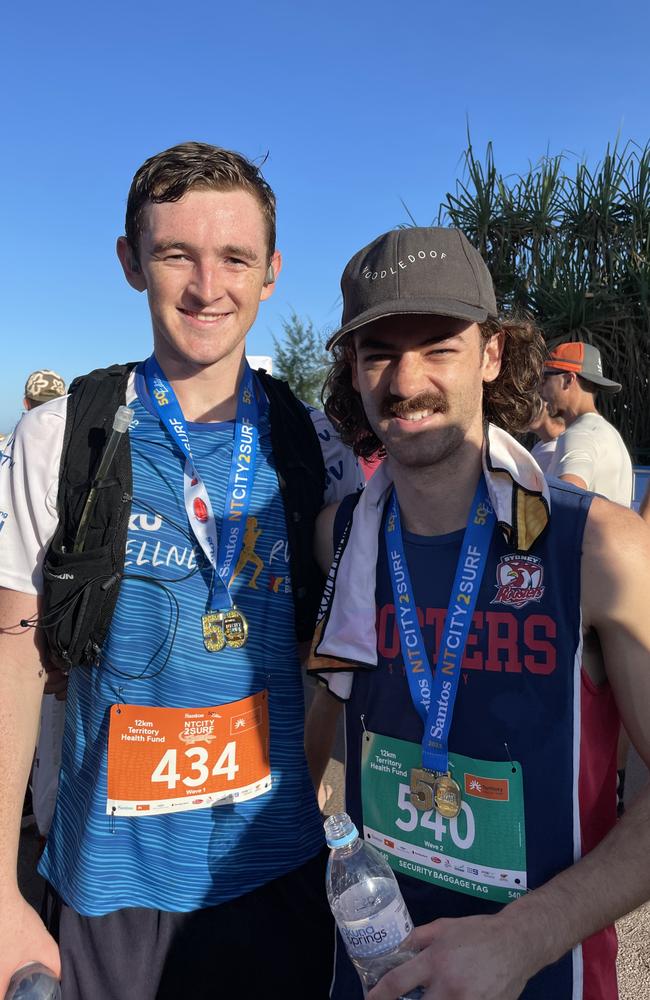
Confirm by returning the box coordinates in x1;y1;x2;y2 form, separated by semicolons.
385;476;495;773
144;355;259;611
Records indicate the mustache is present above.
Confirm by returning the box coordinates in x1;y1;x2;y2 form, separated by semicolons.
381;392;449;419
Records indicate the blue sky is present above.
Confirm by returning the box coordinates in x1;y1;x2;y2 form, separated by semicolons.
1;0;648;432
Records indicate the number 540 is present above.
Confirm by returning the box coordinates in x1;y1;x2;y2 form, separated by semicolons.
395;783;475;850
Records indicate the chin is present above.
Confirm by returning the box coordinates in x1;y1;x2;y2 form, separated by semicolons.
385;431;465;469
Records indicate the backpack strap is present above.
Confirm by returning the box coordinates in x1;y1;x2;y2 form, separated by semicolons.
41;363;138;668
255;370;327;641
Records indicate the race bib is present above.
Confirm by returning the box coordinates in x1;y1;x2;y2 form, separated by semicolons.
107;690;271;816
361;732;527;904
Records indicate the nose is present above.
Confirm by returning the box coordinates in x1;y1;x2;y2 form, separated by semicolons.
187;261;224;306
389;351;430;400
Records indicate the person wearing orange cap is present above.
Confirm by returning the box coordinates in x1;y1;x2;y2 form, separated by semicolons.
540;342;632;506
541;341;634;818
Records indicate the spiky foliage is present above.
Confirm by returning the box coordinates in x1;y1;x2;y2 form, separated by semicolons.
272;312;329;408
438;140;650;462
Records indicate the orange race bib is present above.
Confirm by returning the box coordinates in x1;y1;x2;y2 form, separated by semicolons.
106;690;271;817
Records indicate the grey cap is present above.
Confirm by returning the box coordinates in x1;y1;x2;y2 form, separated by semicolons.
544;342;622;393
327;227;498;350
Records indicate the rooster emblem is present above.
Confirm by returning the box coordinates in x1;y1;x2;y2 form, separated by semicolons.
492;555;545;608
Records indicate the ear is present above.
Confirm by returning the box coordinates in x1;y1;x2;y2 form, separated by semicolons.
116;236;147;292
481;329;504;384
260;250;282;301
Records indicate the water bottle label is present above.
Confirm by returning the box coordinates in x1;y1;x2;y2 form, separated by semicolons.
338;895;413;959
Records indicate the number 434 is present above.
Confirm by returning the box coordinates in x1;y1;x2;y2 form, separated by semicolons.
151;743;239;790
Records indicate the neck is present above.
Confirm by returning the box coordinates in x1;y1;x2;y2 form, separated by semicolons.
388;437;484;536
152;347;246;422
563;394;598;427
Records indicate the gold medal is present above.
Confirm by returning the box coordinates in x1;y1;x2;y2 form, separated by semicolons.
434;772;462;819
409;767;437;812
223;608;248;649
202;611;226;652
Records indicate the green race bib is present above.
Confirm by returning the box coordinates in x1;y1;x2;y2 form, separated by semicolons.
361;732;527;904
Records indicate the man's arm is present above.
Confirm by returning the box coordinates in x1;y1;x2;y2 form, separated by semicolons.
640;479;650;527
304;503;343;794
305;682;343;792
558;472;588;490
551;422;594;492
369;498;650;1000
0;588;61;993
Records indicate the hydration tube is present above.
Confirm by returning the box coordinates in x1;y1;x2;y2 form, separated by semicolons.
73;405;133;553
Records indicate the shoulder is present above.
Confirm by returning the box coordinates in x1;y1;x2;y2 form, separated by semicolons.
581;496;650;628
3;397;68;483
559;416;598;447
303;405;364;502
15;395;68;442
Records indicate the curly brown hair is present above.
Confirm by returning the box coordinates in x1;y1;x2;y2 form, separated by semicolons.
323;316;546;459
125;142;276;264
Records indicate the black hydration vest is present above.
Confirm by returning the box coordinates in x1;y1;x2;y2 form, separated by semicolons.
40;364;326;669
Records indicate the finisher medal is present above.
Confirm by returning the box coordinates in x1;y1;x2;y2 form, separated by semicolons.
434;772;462;819
223;608;249;649
145;357;260;658
409;767;436;812
386;483;495;824
202;612;226;652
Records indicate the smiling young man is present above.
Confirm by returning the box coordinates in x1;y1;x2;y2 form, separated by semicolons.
0;143;360;999
306;227;650;1000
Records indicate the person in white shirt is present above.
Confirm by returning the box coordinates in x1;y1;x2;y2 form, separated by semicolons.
527;398;565;475
541;339;634;817
540;341;632;507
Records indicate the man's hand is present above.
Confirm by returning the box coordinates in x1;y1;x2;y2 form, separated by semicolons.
367;913;533;1000
0;891;60;996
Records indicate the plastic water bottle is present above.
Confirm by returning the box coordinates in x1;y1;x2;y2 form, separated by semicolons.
325;813;423;999
4;964;61;1000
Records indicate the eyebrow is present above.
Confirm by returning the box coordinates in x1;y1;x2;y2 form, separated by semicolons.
148;240;259;263
149;240;193;256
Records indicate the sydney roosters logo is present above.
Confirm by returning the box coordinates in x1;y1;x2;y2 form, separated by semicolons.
492;554;545;609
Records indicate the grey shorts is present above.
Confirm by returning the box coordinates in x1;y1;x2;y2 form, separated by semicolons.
45;848;333;1000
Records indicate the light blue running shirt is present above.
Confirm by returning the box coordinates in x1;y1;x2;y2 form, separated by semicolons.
39;372;324;915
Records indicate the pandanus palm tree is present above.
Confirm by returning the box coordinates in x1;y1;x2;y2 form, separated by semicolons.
437;139;650;463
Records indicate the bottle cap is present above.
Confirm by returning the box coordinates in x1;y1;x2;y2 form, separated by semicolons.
324;812;359;848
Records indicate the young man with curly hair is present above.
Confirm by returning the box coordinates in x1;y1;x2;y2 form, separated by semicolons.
306;227;650;1000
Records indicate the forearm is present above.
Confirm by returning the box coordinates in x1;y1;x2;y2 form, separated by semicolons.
497;784;650;975
0;598;46;900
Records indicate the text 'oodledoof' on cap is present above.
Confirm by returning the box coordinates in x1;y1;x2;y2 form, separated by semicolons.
327;227;498;350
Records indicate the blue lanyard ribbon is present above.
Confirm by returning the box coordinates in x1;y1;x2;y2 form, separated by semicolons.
144;356;259;611
385;477;495;773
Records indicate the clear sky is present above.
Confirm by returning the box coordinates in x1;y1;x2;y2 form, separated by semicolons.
1;0;648;432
